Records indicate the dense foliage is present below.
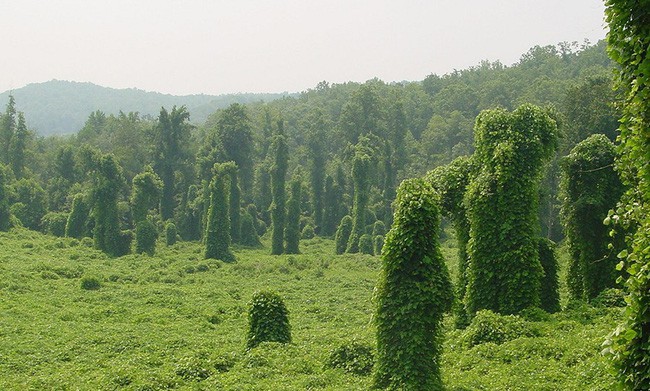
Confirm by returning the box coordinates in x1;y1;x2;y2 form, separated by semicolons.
603;2;650;389
538;238;561;313
560;134;623;301
465;104;558;316
246;290;291;349
334;215;353;255
427;155;474;327
270;122;288;255
204;163;235;263
373;178;452;390
91;154;125;257
285;177;301;254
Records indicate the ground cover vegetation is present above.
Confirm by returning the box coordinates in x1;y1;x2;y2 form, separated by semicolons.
0;37;643;388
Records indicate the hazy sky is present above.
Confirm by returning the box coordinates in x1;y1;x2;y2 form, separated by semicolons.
1;0;607;96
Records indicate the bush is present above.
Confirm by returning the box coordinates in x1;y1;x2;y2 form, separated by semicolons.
240;211;261;247
592;288;626;308
135;220;157;256
165;221;177;246
373;235;384;256
334;215;353;255
301;224;315;239
326;340;374;376
247;290;291;349
41;211;69;237
359;233;373;255
81;276;101;290
462;310;538;347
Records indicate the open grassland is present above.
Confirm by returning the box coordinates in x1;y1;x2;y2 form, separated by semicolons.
0;228;620;390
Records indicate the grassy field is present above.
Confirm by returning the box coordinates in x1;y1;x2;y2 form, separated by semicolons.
0;228;621;390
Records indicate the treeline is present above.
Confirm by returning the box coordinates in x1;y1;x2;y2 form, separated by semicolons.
0;40;618;260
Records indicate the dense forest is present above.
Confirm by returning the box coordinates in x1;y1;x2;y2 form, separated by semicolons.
1;34;644;389
0;40;618;245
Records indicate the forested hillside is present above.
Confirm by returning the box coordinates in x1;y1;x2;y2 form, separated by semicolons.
0;80;291;135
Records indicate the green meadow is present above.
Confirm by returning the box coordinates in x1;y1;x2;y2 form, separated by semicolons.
0;228;620;390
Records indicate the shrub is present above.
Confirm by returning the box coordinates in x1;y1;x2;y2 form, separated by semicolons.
135;220;158;256
373;235;384;255
538;238;560;313
326;340;375;376
371;220;386;237
301;224;315;239
65;193;89;238
240;210;261;247
462;310;538;347
359;233;373;255
592;288;626;308
247;290;291;349
41;212;69;237
165;221;177;246
334;215;353;255
81;276;101;290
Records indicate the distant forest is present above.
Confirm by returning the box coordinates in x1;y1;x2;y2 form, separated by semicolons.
0;40;618;247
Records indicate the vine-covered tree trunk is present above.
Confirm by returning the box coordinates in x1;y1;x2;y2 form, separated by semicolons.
270;121;288;255
465;104;558;316
373;178;452;390
604;3;650;388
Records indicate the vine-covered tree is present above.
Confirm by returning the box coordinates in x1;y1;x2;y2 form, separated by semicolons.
152;106;191;220
9;112;30;179
346;137;373;253
254;165;272;224
65;193;89;238
285;177;301;254
603;3;650;388
427;155;474;327
538;238;560;313
10;178;47;231
135;220;158;256
225;163;241;245
91;154;126;256
322;175;340;237
373;178;452;390
270;120;288;255
216;103;254;195
130;166;163;224
0;164;12;231
465;104;558;316
306;109;328;234
335;215;353;255
204;163;235;262
560;134;623;300
0;95;16;166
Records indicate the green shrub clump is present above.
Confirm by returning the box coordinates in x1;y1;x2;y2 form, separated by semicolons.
462;309;538;347
247;290;291;349
135;220;158;256
301;224;315;239
81;276;101;290
359;233;373;255
326;340;375;376
334;215;353;255
41;211;69;237
164;221;177;246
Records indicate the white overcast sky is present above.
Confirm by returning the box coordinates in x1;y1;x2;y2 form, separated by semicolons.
0;0;607;96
